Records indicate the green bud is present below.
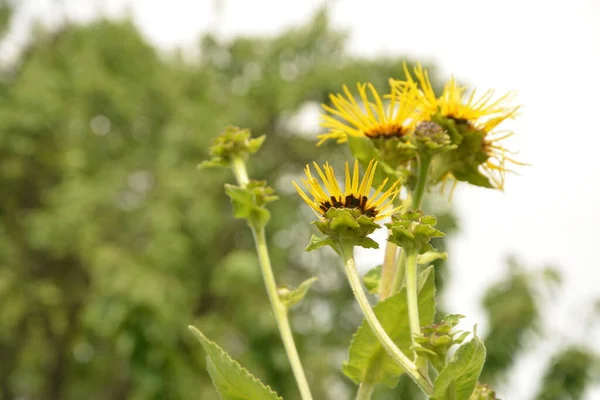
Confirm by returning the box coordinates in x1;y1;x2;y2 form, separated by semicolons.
414;121;456;156
414;314;467;372
428;116;497;189
224;180;278;229
386;209;445;254
469;383;499;400
200;126;266;169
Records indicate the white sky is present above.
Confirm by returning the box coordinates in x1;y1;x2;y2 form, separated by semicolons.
5;0;600;398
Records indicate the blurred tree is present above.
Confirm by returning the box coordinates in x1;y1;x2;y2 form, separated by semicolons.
536;347;599;400
0;6;447;400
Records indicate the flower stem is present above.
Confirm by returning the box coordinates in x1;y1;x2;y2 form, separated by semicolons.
390;250;407;295
404;250;421;356
252;228;313;400
340;244;434;396
378;239;398;300
231;158;313;400
355;382;375;400
387;155;431;298
231;157;250;186
412;154;431;212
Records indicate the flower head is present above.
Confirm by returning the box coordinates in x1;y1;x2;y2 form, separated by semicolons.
293;159;401;222
392;64;523;190
318;82;421;146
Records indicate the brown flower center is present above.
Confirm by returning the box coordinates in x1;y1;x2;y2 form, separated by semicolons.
364;123;407;139
319;194;378;217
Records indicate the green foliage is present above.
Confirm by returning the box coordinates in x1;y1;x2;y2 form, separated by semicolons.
189;326;283;400
343;267;436;388
433;335;486;400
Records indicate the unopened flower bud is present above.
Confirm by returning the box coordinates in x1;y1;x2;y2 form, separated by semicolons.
200;126;266;168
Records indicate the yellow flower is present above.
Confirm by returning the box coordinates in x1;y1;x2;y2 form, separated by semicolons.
392;63;523;190
318;81;422;146
293;159;401;221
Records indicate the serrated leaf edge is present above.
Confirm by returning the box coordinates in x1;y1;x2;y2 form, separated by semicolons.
188;326;283;400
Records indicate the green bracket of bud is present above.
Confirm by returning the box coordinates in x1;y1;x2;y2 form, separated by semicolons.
306;208;381;254
414;121;457;157
429;116;497;189
386;210;445;254
224;180;278;230
469;383;499;400
277;277;318;309
414;314;468;372
199;126;266;169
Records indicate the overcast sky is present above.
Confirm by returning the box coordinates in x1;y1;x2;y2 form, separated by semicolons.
4;1;600;398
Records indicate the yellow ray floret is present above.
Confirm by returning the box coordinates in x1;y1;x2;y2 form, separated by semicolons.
318;81;422;146
392;63;524;190
392;63;521;129
293;159;401;221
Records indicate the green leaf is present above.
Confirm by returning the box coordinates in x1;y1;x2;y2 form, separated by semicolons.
304;234;337;253
362;265;382;294
188;326;283;400
434;335;486;400
418;251;448;265
247;135;266;154
198;158;229;169
278;277;318;308
356;237;379;249
343;266;436;387
224;183;272;229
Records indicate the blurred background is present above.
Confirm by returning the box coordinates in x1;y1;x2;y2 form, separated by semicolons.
1;0;599;399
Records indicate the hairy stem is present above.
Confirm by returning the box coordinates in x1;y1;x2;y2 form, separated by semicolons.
412;154;431;212
388;153;430;296
231;159;313;400
231;157;250;186
340;244;434;396
378;239;398;300
252;228;313;400
355;382;375;400
404;250;421;357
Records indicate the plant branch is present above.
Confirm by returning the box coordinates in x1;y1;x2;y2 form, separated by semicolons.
230;158;313;400
355;382;375;400
340;244;434;396
252;228;314;400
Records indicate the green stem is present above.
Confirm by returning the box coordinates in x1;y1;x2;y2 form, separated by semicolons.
355;382;375;400
404;250;420;357
378;239;398;300
388;152;432;297
252;229;313;400
340;244;434;396
231;158;313;400
390;249;406;295
412;154;431;211
231;157;250;187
